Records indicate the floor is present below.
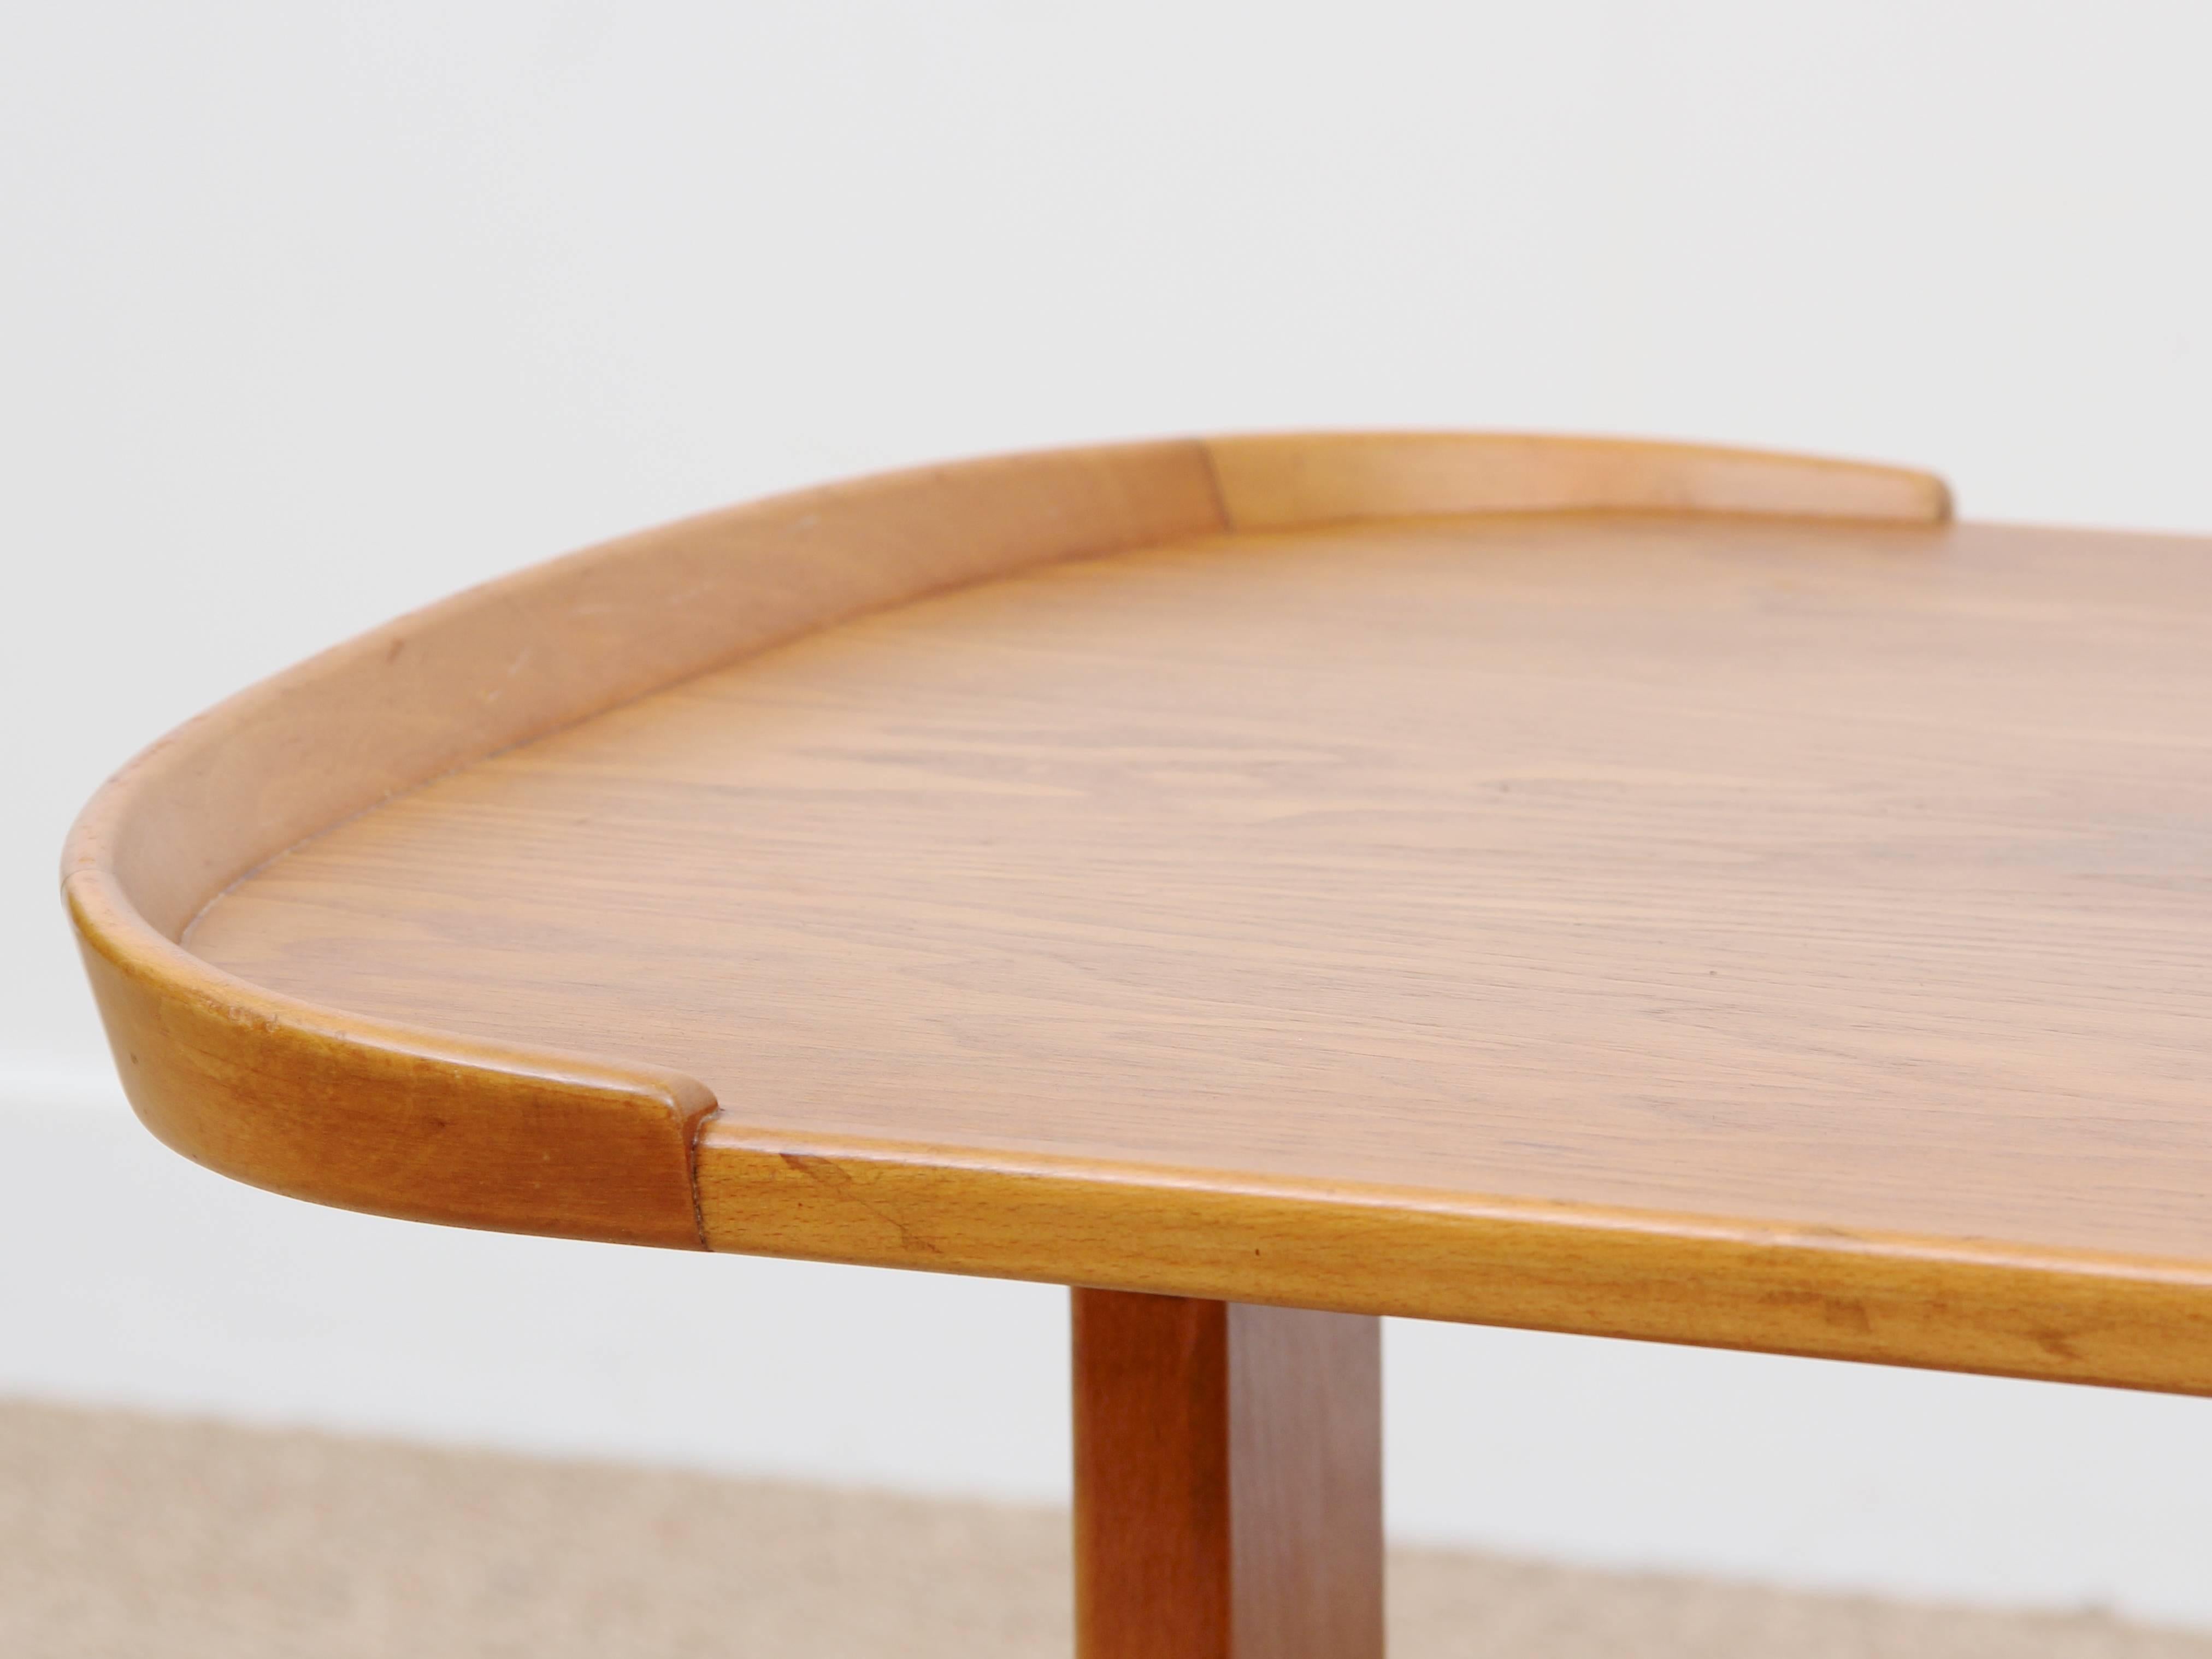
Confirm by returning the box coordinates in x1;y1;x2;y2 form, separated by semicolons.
0;1399;2203;1658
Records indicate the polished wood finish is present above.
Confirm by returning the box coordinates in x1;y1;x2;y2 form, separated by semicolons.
695;1128;2212;1396
70;926;715;1248
151;499;2212;1393
65;439;1225;1245
65;431;1943;1252
1205;430;1950;528
70;432;2212;1397
1072;1290;1381;1659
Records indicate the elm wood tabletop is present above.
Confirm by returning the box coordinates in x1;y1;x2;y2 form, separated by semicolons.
63;432;2212;1656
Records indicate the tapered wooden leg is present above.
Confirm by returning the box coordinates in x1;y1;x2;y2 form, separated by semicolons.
1072;1289;1383;1659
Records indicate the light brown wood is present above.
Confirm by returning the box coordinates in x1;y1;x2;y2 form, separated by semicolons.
1072;1290;1381;1659
64;440;1225;1245
144;496;2212;1392
161;503;2212;1391
71;436;2212;1386
699;1129;2212;1395
1206;431;1951;529
64;431;1943;1253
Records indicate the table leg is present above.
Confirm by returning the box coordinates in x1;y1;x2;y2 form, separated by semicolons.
1072;1289;1383;1659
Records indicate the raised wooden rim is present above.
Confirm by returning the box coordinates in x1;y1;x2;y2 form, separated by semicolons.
105;433;2212;1400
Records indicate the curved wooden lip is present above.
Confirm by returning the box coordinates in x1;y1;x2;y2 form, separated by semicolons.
66;431;2007;1324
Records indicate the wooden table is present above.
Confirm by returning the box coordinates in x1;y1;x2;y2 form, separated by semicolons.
66;433;2212;1657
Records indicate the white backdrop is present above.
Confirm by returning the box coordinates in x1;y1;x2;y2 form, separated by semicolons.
6;0;2212;1625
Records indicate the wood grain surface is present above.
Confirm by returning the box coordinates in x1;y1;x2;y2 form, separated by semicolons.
76;432;2212;1396
1072;1290;1382;1659
163;503;2212;1391
65;432;1945;1253
63;439;1226;1244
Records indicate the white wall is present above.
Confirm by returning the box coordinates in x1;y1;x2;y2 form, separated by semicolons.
6;0;2211;1626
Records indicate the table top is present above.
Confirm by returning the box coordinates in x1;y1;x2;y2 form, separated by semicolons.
65;433;2212;1395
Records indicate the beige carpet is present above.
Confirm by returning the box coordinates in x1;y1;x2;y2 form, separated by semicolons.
0;1399;2203;1658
